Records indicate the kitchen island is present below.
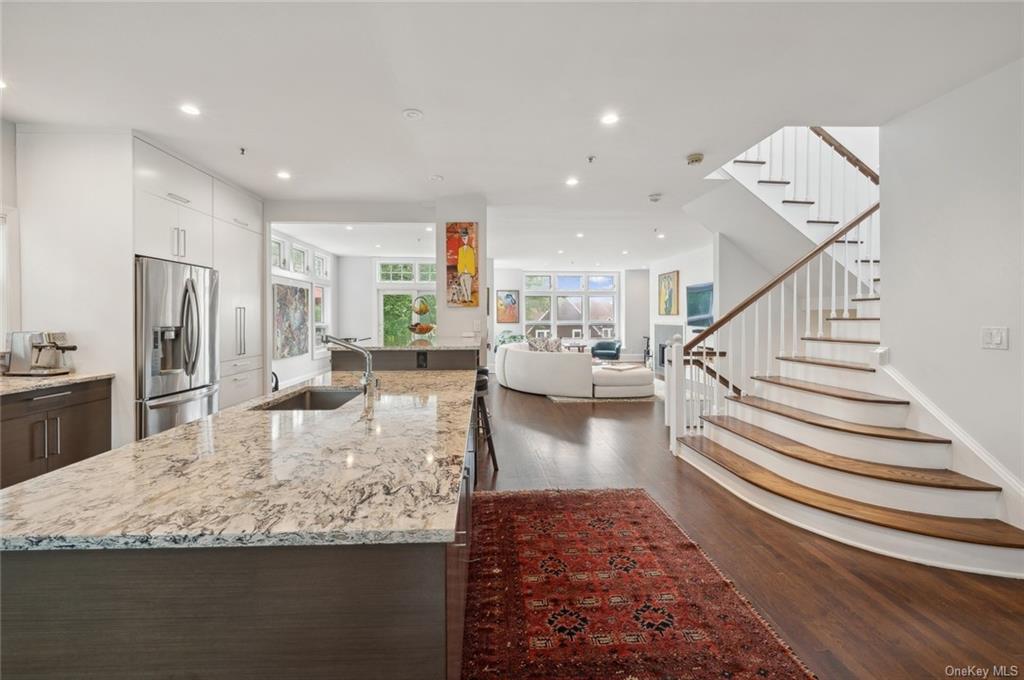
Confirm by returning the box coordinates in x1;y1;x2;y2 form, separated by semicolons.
0;370;477;680
330;336;482;371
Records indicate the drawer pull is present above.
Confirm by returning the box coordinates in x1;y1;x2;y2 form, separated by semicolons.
31;390;72;401
166;192;191;205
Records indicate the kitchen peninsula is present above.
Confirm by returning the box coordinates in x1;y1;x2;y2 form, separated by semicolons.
0;369;477;680
330;335;482;371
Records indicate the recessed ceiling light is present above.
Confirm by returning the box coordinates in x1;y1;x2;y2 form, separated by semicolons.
345;225;354;231
425;226;434;232
557;249;565;254
622;250;629;255
600;111;619;126
576;232;584;238
595;262;601;266
657;233;666;239
402;108;424;120
179;103;201;116
375;244;382;248
429;175;444;182
0;80;7;90
565;177;579;187
276;170;291;180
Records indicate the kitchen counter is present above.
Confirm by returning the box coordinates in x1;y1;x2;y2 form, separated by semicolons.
329;336;482;371
0;371;115;397
0;369;477;551
328;335;482;351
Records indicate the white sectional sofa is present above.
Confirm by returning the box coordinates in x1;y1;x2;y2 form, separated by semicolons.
495;342;654;399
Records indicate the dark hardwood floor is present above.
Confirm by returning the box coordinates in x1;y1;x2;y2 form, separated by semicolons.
475;383;1024;680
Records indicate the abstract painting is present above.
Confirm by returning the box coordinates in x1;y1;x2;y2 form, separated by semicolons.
658;270;680;316
446;221;479;307
496;289;520;323
273;282;310;359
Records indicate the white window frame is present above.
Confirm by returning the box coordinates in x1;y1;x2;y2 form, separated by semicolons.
377;261;416;283
311;283;331;358
271;237;287;270
312;252;330;281
290;244;309;274
416;262;436;283
522;271;620;343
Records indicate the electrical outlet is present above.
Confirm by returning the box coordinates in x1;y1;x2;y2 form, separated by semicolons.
981;327;1009;350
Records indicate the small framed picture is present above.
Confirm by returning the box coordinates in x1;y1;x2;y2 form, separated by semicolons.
496;289;520;323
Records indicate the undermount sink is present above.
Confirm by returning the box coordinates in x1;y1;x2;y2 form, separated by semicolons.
254;387;363;411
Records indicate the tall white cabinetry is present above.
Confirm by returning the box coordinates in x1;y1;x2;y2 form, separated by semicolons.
213;180;265;408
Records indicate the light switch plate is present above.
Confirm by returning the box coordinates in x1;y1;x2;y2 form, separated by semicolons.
981;327;1009;350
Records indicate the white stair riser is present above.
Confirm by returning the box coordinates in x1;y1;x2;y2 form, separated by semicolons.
854;299;881;317
703;423;1000;518
754;382;908;428
777;360;880;392
825;318;880;341
676;444;1023;578
726;400;952;468
800;339;879;364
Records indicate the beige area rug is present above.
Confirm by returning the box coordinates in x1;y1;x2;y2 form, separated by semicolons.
547;379;665;403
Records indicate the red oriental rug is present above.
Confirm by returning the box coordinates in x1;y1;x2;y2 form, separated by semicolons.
462;489;815;679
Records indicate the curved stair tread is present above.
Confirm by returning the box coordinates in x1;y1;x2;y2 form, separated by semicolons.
678;435;1024;548
701;415;998;491
801;336;880;345
726;395;951;443
751;375;908;404
777;355;876;373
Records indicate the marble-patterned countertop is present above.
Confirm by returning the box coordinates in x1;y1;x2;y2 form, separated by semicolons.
0;370;477;551
0;372;115;397
329;336;482;352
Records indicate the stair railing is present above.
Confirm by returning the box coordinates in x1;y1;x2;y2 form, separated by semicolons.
667;202;880;442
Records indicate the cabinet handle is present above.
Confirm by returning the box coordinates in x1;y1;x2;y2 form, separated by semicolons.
233;217;249;227
31;390;72;401
166;192;191;205
42;417;49;459
241;307;246;355
170;227;179;256
181;229;187;258
52;416;62;456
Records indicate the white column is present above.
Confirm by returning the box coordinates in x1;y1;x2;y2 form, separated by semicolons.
435;194;488;362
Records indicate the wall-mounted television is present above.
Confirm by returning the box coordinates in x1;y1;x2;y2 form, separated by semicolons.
686;282;714;329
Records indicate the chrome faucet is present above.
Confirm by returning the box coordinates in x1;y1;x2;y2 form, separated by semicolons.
322;334;379;398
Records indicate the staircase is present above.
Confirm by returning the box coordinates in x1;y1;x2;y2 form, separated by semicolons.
666;129;1024;578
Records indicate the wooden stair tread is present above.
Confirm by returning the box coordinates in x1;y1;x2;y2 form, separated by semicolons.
678;435;1023;548
851;296;880;302
827;316;880;321
777;355;876;372
726;395;951;443
802;336;880;345
733;159;766;165
856;259;881;263
873;277;881;282
809;220;841;225
701;415;999;491
758;180;791;185
783;199;815;205
752;375;908;404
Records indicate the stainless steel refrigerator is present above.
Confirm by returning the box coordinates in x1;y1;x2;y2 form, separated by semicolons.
135;256;219;439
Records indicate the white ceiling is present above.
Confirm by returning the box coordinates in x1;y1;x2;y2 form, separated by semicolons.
274;222;435;258
3;3;1021;268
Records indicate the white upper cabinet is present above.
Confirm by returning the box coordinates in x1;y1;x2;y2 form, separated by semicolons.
133;138;213;216
213;179;263;234
134;190;213;267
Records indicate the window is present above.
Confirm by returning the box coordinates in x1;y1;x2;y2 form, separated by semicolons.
523;271;619;343
524;275;551;290
291;245;308;273
378;262;415;282
271;238;286;269
312;285;329;350
313;253;329;280
417;263;436;282
379;290;435;347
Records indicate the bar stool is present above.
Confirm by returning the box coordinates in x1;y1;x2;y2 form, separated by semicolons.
475;368;498;471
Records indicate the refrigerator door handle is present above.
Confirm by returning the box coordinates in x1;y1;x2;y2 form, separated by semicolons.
185;277;201;376
180;280;195;375
144;384;219;409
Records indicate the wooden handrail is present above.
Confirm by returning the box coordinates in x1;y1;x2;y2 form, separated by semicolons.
683;202;880;353
809;127;880;186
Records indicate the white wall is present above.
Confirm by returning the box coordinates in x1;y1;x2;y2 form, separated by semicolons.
491;266;524;342
336;255;377;343
622;269;649;359
2;120;16;209
714;233;774;315
17;127;135;445
825;126;880;173
2;119;22;343
881;58;1023;481
649;243;715;338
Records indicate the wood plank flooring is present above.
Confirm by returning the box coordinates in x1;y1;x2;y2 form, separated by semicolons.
475;383;1024;680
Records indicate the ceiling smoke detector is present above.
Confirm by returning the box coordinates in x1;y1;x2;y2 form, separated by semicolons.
687;152;705;166
648;193;662;203
402;108;424;120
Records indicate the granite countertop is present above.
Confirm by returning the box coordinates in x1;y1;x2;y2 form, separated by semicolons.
329;336;482;352
0;372;116;397
0;370;478;551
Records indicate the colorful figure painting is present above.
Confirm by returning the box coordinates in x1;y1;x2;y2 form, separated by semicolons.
658;270;679;316
496;289;520;323
273;282;310;359
446;222;479;307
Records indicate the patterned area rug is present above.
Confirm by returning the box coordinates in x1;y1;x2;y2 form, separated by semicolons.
462;489;815;679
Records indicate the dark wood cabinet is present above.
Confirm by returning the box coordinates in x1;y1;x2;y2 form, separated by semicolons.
1;379;112;488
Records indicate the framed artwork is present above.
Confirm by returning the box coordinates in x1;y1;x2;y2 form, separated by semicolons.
273;282;310;359
496;289;520;323
658;270;680;316
445;221;479;307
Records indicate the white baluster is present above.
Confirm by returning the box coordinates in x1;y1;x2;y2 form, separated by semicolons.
712;331;720;415
817;252;825;337
805;265;812;337
769;131;776;180
779;280;786;362
791;273;798;356
740;312;747;394
766;289;773;377
816;134;824;219
753;301;760;377
804;128;811;202
727;322;734;402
